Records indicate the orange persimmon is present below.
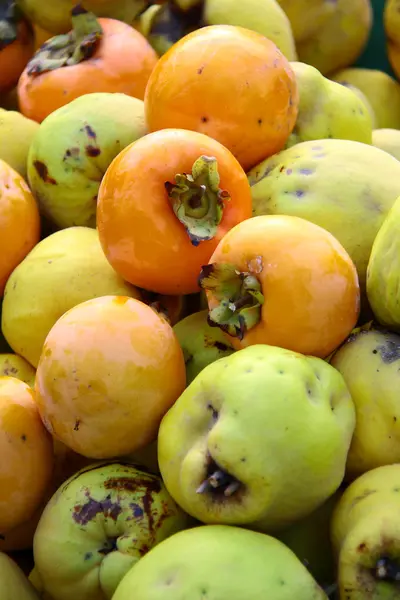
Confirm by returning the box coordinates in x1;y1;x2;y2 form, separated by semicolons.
0;377;54;533
199;215;360;359
97;128;252;295
18;7;158;123
35;295;186;458
145;24;299;171
0;3;34;93
0;160;40;296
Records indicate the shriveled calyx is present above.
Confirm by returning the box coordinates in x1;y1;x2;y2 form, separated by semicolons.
0;0;23;50
375;557;400;582
26;4;103;75
199;262;264;340
165;155;230;246
197;452;242;499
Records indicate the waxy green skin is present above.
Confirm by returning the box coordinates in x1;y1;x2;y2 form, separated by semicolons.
32;462;191;600
113;525;328;600
173;310;235;385
158;344;356;533
27;92;147;229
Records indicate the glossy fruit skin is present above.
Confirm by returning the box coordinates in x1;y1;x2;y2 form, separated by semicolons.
0;376;54;533
205;215;360;358
18;18;158;123
97;128;252;295
0;160;40;296
0;20;34;93
144;25;298;171
35;295;186;459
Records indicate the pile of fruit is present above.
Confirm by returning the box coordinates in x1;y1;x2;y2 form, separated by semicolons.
3;0;400;598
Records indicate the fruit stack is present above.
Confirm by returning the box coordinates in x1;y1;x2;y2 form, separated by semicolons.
1;1;400;599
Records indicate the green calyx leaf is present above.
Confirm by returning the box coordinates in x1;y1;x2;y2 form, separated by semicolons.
198;262;265;340
165;155;230;247
26;3;103;76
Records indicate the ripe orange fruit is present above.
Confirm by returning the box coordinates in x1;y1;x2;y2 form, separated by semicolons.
0;377;54;533
0;160;40;296
97;128;252;295
35;296;186;458
145;25;298;171
200;215;360;358
18;8;158;123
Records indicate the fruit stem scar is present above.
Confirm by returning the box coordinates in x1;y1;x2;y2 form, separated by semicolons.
197;468;242;497
375;557;400;582
26;3;103;75
198;262;264;340
0;0;20;50
165;155;230;246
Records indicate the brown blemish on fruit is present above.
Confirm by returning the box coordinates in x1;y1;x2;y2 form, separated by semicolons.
73;494;122;525
86;145;101;157
21;434;27;442
358;543;367;552
33;161;57;185
375;339;400;364
74;419;80;431
2;365;18;376
350;488;377;508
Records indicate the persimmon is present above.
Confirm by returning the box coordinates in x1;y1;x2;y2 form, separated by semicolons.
199;215;360;358
0;160;40;297
0;1;34;93
35;295;186;458
97;129;252;295
18;6;158;123
144;24;299;171
0;377;54;533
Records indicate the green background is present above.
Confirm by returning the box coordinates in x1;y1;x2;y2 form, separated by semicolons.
355;0;396;75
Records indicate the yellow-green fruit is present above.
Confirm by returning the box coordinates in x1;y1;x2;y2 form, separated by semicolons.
0;354;35;387
344;84;376;128
27;93;147;229
330;326;400;478
287;62;372;148
277;490;342;586
1;226;141;368
296;0;373;75
204;0;297;61
367;195;400;328
0;110;39;180
331;464;400;599
249;138;400;294
0;552;39;600
331;68;400;129
277;0;335;43
372;129;400;161
113;525;328;600
158;344;355;533
384;0;400;80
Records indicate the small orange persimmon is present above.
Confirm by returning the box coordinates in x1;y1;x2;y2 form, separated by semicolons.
0;160;40;296
97;128;252;295
199;215;360;359
18;7;158;123
0;377;54;533
0;3;34;93
35;295;186;459
145;24;299;171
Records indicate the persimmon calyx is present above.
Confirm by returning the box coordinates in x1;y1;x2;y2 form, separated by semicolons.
165;155;230;247
198;262;264;340
0;0;20;50
26;4;103;75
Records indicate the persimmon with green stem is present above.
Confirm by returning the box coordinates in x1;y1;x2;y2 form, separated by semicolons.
97;128;252;295
199;214;360;358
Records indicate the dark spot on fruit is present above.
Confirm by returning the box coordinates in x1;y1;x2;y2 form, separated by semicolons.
299;168;313;175
373;349;378;354
279;165;285;172
213;341;230;352
240;457;246;462
84;124;97;139
197;65;204;74
394;417;397;422
21;434;27;442
74;419;80;431
350;488;377;508
201;116;209;123
73;494;122;525
63;147;80;161
279;579;285;585
358;543;367;552
294;189;305;198
279;370;285;375
33;161;57;185
84;552;93;560
86;145;101;157
48;260;52;264
375;340;400;364
130;503;144;518
98;537;117;555
394;487;400;492
286;168;292;175
207;403;219;423
258;118;263;125
105;476;161;494
3;366;18;376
